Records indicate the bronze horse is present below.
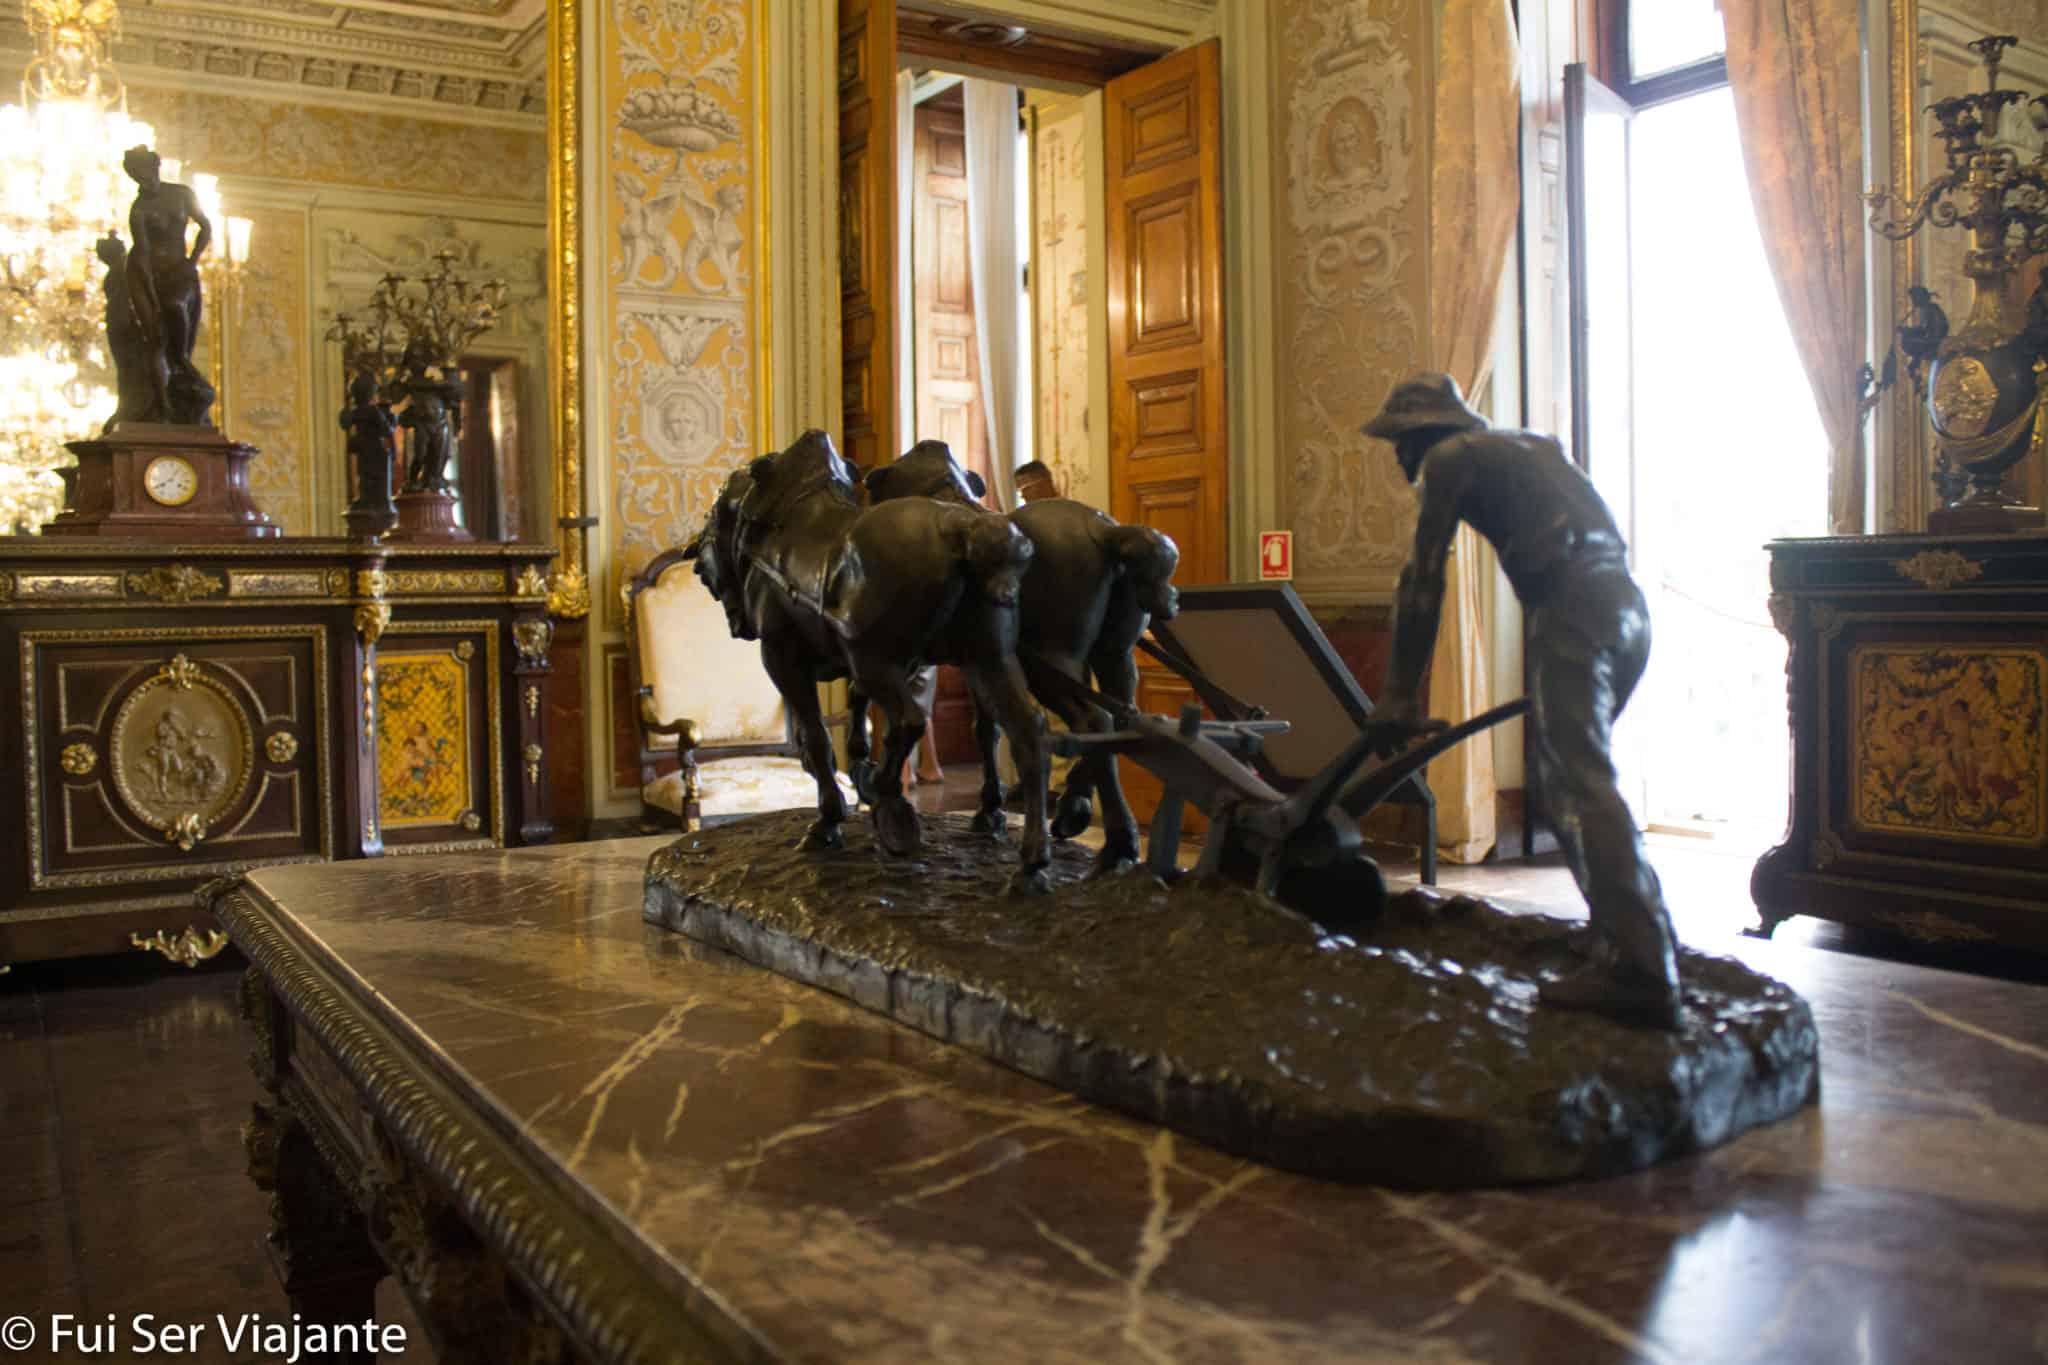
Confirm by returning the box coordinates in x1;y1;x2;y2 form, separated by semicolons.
860;441;1180;876
685;430;1058;894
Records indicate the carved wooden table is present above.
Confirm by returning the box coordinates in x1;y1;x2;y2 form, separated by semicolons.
1754;531;2048;949
216;837;2048;1364
0;539;557;968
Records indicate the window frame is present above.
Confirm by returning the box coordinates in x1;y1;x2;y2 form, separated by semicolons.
1598;0;1730;109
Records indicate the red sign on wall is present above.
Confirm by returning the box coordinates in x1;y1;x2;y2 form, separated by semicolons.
1259;530;1293;581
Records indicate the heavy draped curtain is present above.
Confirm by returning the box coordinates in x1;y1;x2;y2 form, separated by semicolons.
963;78;1024;509
1426;0;1520;863
1721;0;1867;535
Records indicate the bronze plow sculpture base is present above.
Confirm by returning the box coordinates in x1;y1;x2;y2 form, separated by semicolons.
644;810;1818;1188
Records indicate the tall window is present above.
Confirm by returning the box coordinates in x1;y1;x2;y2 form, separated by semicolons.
1569;1;1829;843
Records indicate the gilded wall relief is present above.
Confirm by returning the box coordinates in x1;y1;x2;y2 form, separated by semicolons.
1033;97;1096;506
1278;0;1428;594
236;204;314;534
603;0;758;605
1851;644;2047;844
377;651;474;827
123;89;548;200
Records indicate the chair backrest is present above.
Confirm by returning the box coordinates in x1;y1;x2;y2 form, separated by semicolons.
625;549;787;750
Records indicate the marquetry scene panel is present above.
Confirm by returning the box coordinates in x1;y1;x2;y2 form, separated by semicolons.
377;622;501;853
23;629;330;891
1847;643;2048;847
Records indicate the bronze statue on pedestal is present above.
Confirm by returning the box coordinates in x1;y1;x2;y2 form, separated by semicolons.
120;144;216;427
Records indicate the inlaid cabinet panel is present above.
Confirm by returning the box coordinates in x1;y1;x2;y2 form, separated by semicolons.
376;621;502;854
23;626;331;891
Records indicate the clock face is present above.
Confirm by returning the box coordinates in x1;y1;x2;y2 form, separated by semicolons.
143;456;198;507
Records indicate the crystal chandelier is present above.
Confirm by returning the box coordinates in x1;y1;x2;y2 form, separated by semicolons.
0;0;249;533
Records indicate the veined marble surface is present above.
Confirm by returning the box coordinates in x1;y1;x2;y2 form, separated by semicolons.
248;838;2048;1364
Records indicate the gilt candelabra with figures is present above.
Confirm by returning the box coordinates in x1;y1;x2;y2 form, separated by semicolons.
1869;34;2048;533
326;250;507;543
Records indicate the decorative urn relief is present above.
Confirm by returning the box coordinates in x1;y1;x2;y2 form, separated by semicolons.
110;654;254;852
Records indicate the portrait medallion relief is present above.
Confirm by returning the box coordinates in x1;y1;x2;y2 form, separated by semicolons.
1931;356;1998;439
109;655;256;847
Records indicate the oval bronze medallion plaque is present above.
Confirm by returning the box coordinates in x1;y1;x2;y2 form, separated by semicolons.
110;654;254;849
1932;356;1998;439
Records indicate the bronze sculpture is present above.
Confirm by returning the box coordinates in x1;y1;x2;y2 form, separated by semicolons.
340;373;399;539
94;233;153;432
120;145;216;427
400;377;460;494
860;440;1180;875
685;430;1056;893
1362;373;1682;1028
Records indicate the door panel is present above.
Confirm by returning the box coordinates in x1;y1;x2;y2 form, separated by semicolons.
838;0;897;469
1107;38;1225;585
1106;39;1226;828
914;100;991;490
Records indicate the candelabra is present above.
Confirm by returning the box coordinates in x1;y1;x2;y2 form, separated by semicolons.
1867;33;2048;532
326;250;507;542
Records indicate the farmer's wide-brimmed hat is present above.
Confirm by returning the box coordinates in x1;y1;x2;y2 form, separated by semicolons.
1361;372;1486;439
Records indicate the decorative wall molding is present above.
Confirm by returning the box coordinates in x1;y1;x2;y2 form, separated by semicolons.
1218;0;1281;581
1277;0;1427;599
766;0;838;446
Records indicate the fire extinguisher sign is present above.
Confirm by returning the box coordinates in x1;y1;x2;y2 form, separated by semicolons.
1259;530;1293;581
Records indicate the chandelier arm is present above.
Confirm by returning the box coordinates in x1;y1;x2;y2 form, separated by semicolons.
1867;172;1963;239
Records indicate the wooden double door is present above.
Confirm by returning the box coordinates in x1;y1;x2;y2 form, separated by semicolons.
838;9;1228;796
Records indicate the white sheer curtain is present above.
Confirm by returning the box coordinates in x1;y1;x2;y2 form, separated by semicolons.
895;69;917;456
962;78;1022;509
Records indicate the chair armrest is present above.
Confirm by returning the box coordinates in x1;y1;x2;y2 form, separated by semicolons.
636;685;702;755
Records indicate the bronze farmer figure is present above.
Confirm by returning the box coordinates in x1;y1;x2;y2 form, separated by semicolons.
1363;373;1682;1027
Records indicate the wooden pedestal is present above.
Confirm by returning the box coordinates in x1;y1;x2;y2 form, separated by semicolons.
386;489;474;543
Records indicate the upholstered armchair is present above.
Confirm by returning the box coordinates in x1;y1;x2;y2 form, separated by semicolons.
623;547;849;830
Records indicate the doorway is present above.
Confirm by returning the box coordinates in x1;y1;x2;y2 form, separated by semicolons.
840;5;1234;796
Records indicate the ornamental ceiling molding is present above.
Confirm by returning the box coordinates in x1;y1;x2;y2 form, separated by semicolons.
0;3;547;122
905;0;1216;48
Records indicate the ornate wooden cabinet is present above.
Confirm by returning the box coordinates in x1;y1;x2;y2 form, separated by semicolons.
1754;532;2048;949
0;539;556;966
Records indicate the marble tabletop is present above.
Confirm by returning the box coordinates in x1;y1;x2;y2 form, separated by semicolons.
245;837;2048;1364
